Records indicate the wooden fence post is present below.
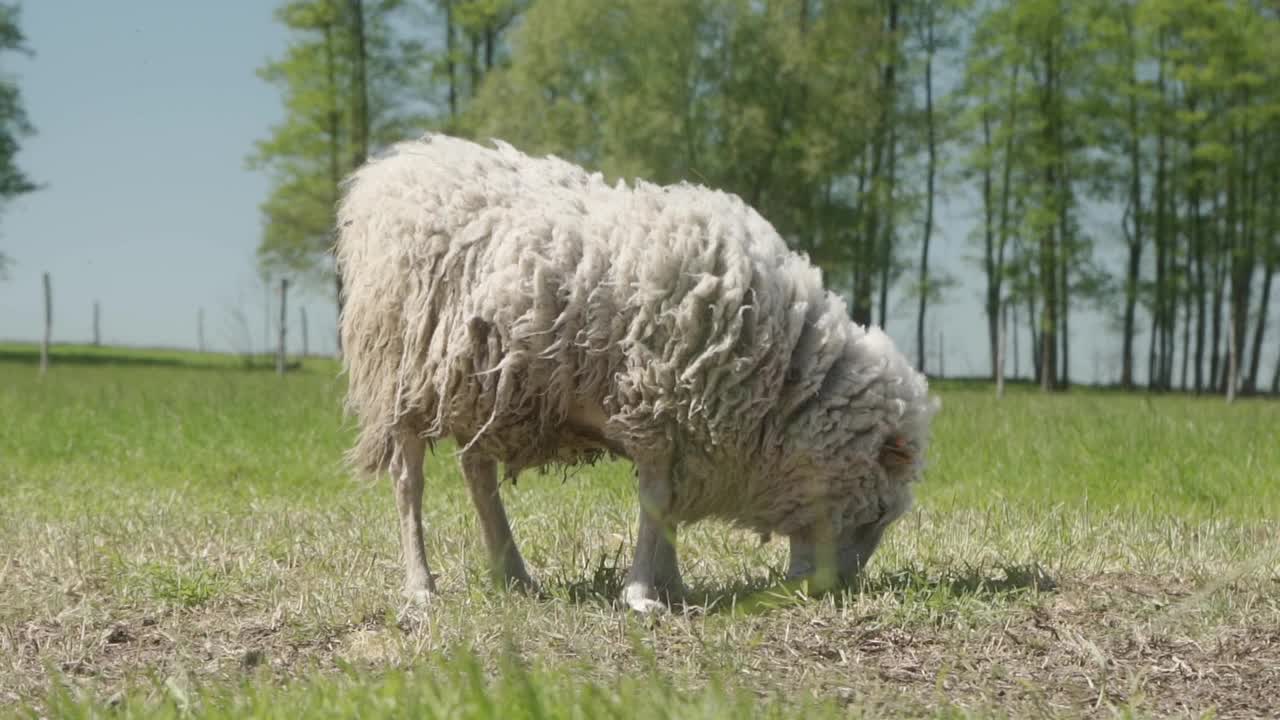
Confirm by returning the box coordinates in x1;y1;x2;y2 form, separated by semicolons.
197;308;206;353
277;278;289;375
263;277;271;359
996;297;1007;398
40;272;52;375
93;301;101;347
938;330;945;379
1226;301;1237;404
300;306;309;359
1012;302;1020;380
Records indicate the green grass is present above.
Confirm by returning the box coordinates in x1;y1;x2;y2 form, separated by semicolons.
2;342;1278;718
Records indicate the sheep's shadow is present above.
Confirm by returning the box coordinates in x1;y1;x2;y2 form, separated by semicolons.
551;558;1057;617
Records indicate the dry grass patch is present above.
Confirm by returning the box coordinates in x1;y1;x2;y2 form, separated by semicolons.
2;351;1278;718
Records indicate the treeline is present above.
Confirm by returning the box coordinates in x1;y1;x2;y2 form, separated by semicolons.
251;0;1280;394
0;1;38;276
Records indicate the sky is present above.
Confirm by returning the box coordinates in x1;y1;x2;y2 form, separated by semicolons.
0;3;337;355
1;2;1269;384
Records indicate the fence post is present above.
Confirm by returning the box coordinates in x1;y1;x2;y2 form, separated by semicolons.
1012;302;1020;380
996;297;1007;398
938;330;944;379
40;272;52;375
197;308;206;353
93;301;100;347
263;276;271;359
300;306;309;359
1226;301;1237;404
277;278;289;375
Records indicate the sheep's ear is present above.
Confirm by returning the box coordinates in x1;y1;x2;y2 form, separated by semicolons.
878;434;915;468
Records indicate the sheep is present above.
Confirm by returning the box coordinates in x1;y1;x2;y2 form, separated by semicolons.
335;133;939;612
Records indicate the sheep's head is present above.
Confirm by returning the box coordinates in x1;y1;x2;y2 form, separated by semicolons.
785;433;920;589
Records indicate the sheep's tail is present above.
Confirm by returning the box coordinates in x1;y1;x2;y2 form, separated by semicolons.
333;144;415;478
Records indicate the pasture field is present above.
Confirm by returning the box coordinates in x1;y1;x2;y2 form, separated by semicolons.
1;343;1278;718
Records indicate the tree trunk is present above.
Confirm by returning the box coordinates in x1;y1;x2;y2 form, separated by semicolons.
324;18;345;354
445;0;457;117
1245;164;1278;393
349;0;368;171
851;148;873;326
1160;200;1178;390
484;20;495;71
856;0;898;329
1182;89;1206;393
1151;42;1170;391
1120;36;1143;389
469;32;481;95
1038;44;1058;392
878;121;896;331
985;65;1019;381
915;20;935;372
1209;191;1226;393
341;0;369;358
980;103;994;379
1230;121;1258;392
1057;154;1071;389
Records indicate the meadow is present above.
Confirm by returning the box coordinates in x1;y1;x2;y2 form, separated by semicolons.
1;343;1277;718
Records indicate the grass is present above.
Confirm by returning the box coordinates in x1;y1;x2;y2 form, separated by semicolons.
2;342;1278;718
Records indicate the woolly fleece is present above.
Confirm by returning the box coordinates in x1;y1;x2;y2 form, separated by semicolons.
336;134;937;537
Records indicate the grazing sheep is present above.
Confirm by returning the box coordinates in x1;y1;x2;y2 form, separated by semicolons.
336;134;938;612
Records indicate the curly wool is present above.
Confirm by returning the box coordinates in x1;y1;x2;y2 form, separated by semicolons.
336;134;937;536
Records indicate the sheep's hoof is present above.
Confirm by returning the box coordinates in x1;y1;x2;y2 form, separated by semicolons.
503;574;543;597
402;584;437;606
620;583;669;615
783;569;844;596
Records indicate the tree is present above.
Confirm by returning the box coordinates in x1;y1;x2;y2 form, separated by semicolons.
907;0;965;373
249;0;426;345
464;0;895;314
963;0;1094;391
0;1;38;275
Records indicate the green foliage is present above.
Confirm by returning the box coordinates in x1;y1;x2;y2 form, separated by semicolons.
247;0;1280;390
0;0;37;275
249;0;427;290
462;0;890;282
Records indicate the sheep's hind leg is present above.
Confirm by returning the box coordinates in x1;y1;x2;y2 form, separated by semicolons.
460;451;536;592
392;431;435;603
621;456;686;613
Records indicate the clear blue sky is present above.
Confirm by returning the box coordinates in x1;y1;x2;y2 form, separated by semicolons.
3;2;1252;384
0;2;343;355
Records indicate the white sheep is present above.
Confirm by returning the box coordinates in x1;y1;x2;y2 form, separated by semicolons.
336;134;938;612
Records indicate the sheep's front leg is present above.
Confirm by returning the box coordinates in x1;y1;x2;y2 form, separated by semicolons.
392;431;435;602
787;516;889;589
621;457;685;613
785;515;838;590
460;452;536;592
